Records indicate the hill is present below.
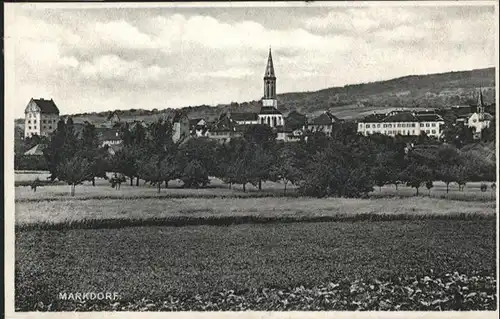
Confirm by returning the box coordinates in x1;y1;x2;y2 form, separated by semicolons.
14;67;495;126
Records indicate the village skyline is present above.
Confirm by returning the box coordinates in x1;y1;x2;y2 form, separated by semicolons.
5;3;496;119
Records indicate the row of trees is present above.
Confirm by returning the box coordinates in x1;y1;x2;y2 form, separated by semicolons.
41;117;495;197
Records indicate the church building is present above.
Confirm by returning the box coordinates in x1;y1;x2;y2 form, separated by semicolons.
209;48;285;141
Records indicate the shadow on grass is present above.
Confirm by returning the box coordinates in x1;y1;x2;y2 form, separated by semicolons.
16;212;495;232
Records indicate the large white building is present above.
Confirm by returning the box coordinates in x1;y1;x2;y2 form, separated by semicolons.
357;110;445;138
24;98;60;138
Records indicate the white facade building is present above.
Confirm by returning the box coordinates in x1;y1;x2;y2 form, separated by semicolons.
24;98;60;138
357;111;445;138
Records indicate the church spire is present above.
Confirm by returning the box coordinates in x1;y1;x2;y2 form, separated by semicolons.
477;87;485;120
264;47;275;79
477;87;484;109
262;47;277;107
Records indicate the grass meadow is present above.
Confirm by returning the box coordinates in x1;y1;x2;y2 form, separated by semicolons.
15;171;497;202
13;171;498;311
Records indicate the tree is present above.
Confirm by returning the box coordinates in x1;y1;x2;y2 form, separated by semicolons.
57;157;93;196
243;125;277;190
438;165;458;193
43;117;80;182
299;141;375;198
372;165;389;192
480;121;495;142
436;145;462;193
79;122;107;186
177;138;218;179
250;144;274;191
223;138;256;192
401;161;434;196
454;165;470;192
425;180;434;196
181;160;210;188
270;144;302;194
137;154;178;193
243;124;276;146
110;148;138;186
109;173;126;190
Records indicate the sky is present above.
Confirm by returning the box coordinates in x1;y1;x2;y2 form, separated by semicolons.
5;3;497;118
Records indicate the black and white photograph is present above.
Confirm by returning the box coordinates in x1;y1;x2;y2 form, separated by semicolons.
4;1;499;316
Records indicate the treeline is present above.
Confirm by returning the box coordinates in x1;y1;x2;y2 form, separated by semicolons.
38;117;495;197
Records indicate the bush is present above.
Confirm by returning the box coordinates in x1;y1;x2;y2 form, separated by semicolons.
480;183;488;192
14;155;49;171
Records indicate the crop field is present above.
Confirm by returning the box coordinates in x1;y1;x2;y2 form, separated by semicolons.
16;219;497;311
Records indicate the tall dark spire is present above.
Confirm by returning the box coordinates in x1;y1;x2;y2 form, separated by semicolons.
262;47;277;104
264;47;275;79
477;87;484;108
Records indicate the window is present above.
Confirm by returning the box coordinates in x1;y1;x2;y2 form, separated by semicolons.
412;130;415;134
398;130;401;134
377;124;380;128
28;126;31;130
412;123;416;127
401;123;406;128
43;126;46;129
43;120;46;123
432;130;436;134
420;123;424;127
431;123;436;127
28;120;31;124
359;123;363;128
425;123;430;127
426;130;430;133
388;124;392;128
49;126;52;129
397;124;401;128
366;124;370;128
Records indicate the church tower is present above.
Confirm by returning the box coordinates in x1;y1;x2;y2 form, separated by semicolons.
477;88;485;120
262;48;278;109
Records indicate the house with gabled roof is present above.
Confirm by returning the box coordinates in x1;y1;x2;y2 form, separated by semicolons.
24;98;60;138
189;118;209;137
306;111;341;136
24;144;46;156
206;113;244;142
